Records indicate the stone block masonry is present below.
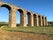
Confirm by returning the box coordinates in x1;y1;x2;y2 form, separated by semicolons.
0;2;48;27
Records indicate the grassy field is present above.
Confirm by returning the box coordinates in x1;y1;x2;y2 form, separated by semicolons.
0;26;53;37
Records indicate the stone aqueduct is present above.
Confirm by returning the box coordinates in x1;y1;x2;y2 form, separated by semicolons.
0;2;48;27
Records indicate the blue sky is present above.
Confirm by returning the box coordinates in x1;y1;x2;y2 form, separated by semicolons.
0;0;53;23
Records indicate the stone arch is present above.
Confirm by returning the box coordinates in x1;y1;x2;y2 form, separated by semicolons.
0;4;11;27
1;4;11;11
17;9;24;26
0;2;47;27
26;12;31;26
17;9;23;13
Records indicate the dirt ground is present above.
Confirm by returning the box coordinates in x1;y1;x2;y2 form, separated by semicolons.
0;30;53;40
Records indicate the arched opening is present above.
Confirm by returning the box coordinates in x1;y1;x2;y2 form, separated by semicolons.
0;4;11;27
33;14;36;26
16;9;23;27
1;4;11;11
26;12;31;26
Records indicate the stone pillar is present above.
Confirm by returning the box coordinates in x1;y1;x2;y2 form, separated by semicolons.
31;14;34;27
20;12;24;26
28;13;34;27
9;7;16;27
36;14;39;26
43;16;45;26
45;17;48;26
20;10;27;27
27;13;34;27
33;14;39;26
39;16;42;26
27;13;31;26
33;14;36;26
42;16;43;26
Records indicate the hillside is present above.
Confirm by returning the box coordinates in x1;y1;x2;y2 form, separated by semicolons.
0;26;53;40
0;22;53;40
0;30;53;40
0;22;8;24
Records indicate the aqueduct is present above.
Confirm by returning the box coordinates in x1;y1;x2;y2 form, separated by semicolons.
0;2;48;27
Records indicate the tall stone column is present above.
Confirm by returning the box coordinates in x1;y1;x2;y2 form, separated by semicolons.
36;14;39;26
31;13;34;27
28;13;34;27
39;16;42;26
20;10;27;27
33;14;36;26
20;12;24;26
43;16;45;26
27;13;34;27
9;7;16;27
45;17;48;26
27;13;31;26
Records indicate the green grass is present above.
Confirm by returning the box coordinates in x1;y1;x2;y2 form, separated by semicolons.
0;26;53;37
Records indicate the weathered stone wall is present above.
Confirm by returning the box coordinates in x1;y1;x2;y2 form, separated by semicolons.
0;2;48;27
